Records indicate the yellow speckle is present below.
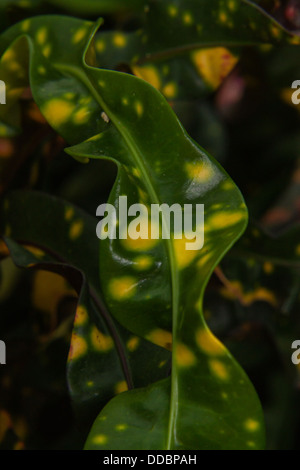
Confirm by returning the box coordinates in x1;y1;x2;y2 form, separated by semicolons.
73;28;87;44
121;230;159;252
289;35;300;45
95;40;105;53
135;101;143;117
65;206;74;221
263;262;274;274
2;49;15;63
87;381;94;387
23;245;45;258
115;381;128;395
209;359;229;380
36;27;47;45
244;419;260;432
93;434;107;445
173;237;199;269
270;24;281;39
68;334;87;361
42;98;75;127
69;220;84;240
132;168;141;178
91;326;113;352
113;33;126;48
296;244;300;256
134;255;153;271
163;82;177;99
122;97;129;106
38;66;46;75
147;329;172;350
168;5;178;16
42;44;51;58
74;305;88;326
176;343;196;367
221;392;228;400
132;65;161;90
115;424;128;431
185;161;214;183
21;19;31;32
196;329;226;356
183;12;193;24
127;336;140;352
73;107;90;125
219;11;228;23
208;211;243;230
109;276;137;301
222;180;235;191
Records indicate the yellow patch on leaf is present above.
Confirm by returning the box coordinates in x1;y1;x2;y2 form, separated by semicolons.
42;98;76;127
192;47;238;89
196;328;226;356
176;343;196;367
90;327;113;352
68;333;87;361
147;329;172;350
132;65;161;90
109;276;137;301
115;381;128;395
209;359;229;381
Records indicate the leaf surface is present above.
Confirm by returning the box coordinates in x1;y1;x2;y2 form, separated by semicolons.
0;14;266;449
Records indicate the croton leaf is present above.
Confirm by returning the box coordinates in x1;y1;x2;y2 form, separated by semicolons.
139;0;300;57
91;0;300;100
0;190;171;426
0;15;265;449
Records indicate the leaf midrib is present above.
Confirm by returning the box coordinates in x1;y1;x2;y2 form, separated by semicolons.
55;62;179;449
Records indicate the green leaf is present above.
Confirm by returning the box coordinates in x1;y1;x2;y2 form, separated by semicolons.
90;0;300;100
0;190;171;426
0;14;265;449
84;374;265;450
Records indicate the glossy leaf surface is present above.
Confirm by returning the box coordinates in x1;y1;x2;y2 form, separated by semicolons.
0;12;270;449
0;190;171;426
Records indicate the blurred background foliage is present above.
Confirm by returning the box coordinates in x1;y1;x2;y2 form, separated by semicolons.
0;0;300;450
